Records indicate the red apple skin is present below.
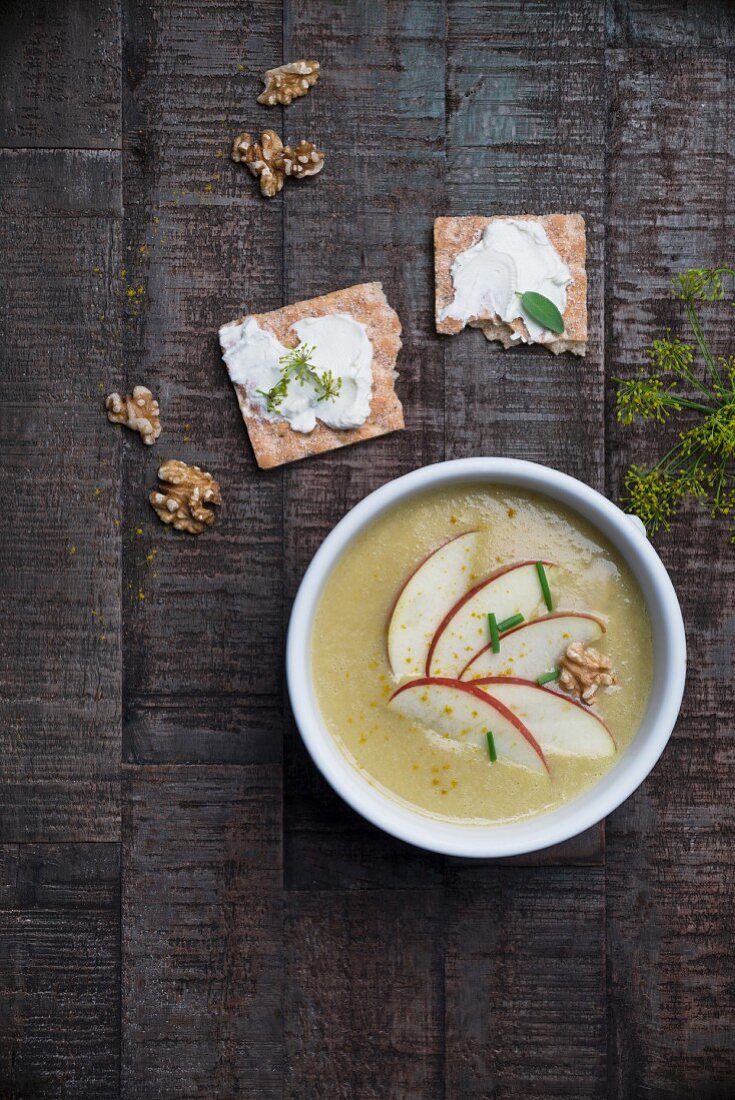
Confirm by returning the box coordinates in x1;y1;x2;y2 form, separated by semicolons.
389;676;550;773
425;558;555;677
384;529;478;668
470;675;617;748
458;611;606;681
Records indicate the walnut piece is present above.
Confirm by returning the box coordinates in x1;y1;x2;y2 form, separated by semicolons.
558;642;617;704
257;60;320;106
231;129;325;198
282;140;325;181
106;385;161;445
149;460;221;535
232;129;285;197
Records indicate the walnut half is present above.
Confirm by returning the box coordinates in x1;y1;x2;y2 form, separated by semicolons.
257;60;320;106
231;129;325;198
150;460;221;535
282;140;325;181
106;385;161;445
232;129;286;197
558;642;617;704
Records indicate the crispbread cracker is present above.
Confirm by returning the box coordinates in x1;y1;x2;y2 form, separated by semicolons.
220;282;403;469
434;214;587;356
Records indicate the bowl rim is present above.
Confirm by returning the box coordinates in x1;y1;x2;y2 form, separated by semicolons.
286;457;687;858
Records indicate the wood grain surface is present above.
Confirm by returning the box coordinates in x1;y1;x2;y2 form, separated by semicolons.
1;1;734;1097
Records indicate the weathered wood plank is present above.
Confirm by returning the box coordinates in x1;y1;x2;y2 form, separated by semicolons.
121;0;285;763
278;4;448;1091
451;0;605;46
0;150;122;841
0;843;120;911
441;4;609;1082
281;0;447;887
445;865;607;1098
285;810;445;891
0;0;121;149
605;50;735;1097
444;5;607;845
444;36;606;484
121;765;282;1098
607;0;735;46
285;889;443;1099
0;148;122;215
0;845;120;1098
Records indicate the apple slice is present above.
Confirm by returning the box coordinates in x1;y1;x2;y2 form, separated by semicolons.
388;677;548;775
427;560;556;680
473;678;616;758
460;612;606;682
387;530;480;678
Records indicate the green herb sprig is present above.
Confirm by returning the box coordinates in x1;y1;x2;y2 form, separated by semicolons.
518;290;565;334
258;344;343;413
615;266;735;540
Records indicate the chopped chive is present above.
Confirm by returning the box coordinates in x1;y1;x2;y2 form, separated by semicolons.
536;561;553;611
486;730;497;763
537;669;560;686
497;612;524;633
488;612;500;654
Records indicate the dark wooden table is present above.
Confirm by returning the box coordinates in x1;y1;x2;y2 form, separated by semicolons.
1;2;734;1097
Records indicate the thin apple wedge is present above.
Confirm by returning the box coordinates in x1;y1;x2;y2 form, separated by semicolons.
388;677;549;775
473;677;616;758
460;612;605;682
387;530;479;678
427;560;556;680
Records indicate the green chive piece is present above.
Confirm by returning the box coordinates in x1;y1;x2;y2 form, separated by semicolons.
488;612;500;654
537;669;560;686
497;612;524;634
536;561;553;611
486;730;497;763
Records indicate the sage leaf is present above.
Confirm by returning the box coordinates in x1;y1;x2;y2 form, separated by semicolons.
519;291;565;334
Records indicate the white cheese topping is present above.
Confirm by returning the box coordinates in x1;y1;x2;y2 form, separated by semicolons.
439;218;573;343
219;312;373;433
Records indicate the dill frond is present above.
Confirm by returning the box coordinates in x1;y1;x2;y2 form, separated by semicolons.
316;369;342;402
616;375;676;424
279;343;317;385
257;375;290;412
646;335;694;376
622;466;687;534
672;266;735;303
680;404;735;462
616;265;735;541
259;343;343;415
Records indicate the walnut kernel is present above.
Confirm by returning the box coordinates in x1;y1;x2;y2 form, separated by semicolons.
282;140;325;181
231;129;285;197
231;129;325;198
106;385;161;445
558;642;617;704
257;60;320;107
149;460;221;535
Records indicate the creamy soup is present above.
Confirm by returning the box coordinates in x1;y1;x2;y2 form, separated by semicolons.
311;485;653;826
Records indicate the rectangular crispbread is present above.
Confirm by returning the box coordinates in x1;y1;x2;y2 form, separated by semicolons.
434;214;587;356
220;282;404;469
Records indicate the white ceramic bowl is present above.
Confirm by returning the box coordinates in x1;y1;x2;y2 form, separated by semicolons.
286;458;686;858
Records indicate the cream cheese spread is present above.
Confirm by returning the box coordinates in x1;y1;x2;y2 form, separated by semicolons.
439;218;572;342
219;312;373;433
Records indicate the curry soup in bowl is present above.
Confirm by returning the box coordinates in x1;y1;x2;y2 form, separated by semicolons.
310;483;654;827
